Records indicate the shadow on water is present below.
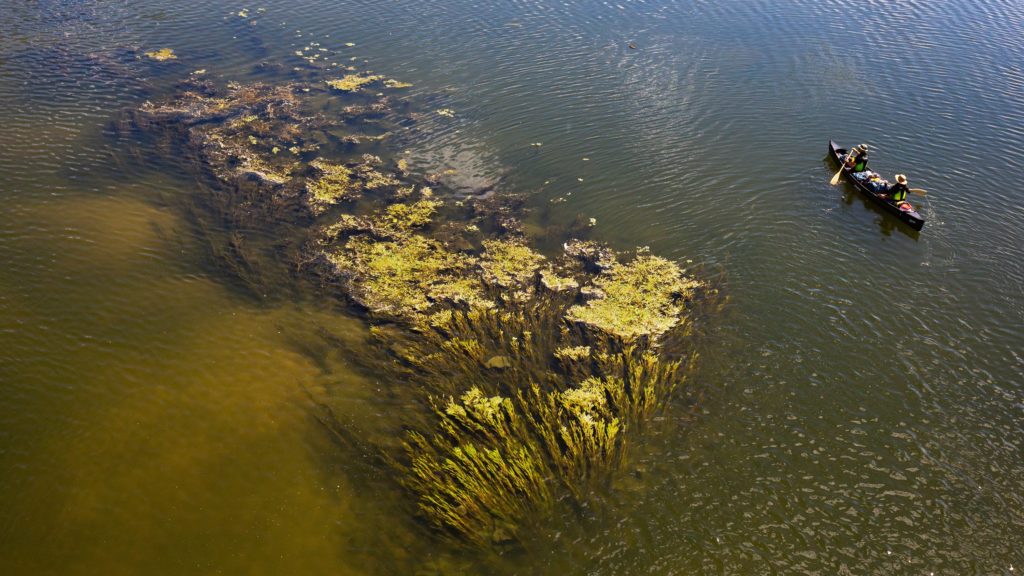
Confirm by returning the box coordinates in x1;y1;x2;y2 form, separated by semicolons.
839;187;923;240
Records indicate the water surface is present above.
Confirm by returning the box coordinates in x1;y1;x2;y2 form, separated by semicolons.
1;0;1022;574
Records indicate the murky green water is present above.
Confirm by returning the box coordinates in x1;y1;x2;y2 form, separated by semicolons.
2;0;1022;573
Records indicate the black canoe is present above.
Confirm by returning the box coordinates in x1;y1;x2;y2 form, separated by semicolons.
828;140;925;230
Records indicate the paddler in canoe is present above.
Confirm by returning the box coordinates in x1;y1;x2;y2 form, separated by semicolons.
844;144;870;172
880;173;914;211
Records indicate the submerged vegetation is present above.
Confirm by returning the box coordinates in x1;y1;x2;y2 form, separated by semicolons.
124;54;714;550
388;304;695;544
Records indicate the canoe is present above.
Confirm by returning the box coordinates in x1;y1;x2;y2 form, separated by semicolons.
828;140;925;231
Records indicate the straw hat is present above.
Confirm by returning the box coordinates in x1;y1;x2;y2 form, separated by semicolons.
895;174;907;184
859;144;869;152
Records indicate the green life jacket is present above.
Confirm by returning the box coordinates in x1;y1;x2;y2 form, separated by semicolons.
890;184;908;202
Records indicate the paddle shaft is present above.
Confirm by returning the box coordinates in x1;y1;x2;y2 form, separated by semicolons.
830;146;861;185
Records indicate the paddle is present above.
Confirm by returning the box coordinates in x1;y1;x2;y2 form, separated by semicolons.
830;147;857;185
909;188;927;196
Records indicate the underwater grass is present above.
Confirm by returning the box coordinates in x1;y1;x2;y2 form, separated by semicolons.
386;298;697;545
404;388;553;547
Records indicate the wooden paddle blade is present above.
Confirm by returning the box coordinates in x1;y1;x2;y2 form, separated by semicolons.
829;166;844;185
909;188;927;196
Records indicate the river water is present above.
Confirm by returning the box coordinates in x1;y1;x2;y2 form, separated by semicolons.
1;0;1022;574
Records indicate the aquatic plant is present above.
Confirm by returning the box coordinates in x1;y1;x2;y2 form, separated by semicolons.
326;74;383;92
539;266;579;293
307;159;358;212
129;70;710;552
320;221;702;545
554;345;591;362
566;253;701;341
143;47;177;61
562;239;617;271
358;161;401;191
388;302;696;544
239;155;291;185
326;234;491;317
527;377;624;486
478;239;545;300
377;199;442;237
403;388;552;547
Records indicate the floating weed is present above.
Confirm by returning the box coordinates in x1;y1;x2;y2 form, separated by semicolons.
376;200;442;237
479;239;545;299
307;159;358;213
326;74;382;92
143;47;177;61
326;234;489;318
359;164;400;190
567;254;701;341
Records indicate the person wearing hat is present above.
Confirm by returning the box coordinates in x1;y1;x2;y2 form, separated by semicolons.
886;174;909;202
844;143;870;172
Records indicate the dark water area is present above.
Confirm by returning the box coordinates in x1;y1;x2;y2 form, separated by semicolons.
1;0;1022;574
